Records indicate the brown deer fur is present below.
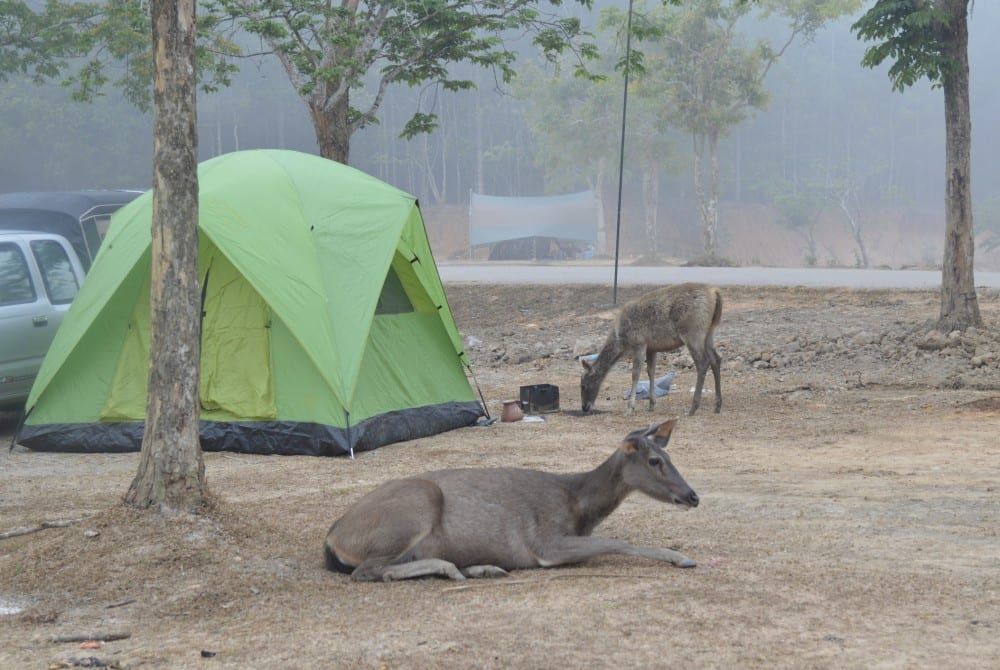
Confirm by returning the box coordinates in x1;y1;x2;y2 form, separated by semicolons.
581;283;722;415
324;420;698;581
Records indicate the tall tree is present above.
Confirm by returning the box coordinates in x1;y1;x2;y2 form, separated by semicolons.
519;59;631;254
123;0;206;512
627;0;856;261
854;0;981;330
209;0;595;163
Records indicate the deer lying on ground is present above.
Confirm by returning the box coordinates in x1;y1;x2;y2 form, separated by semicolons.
324;419;698;581
581;283;722;416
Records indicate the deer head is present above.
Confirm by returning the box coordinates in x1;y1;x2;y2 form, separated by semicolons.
580;356;601;413
618;419;699;508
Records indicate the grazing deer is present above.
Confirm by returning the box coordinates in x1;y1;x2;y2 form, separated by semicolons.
581;283;722;416
324;420;698;581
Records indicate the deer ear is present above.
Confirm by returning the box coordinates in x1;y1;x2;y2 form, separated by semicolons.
618;440;638;455
645;418;678;447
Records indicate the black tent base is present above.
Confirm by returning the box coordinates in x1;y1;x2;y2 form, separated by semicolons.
18;401;484;456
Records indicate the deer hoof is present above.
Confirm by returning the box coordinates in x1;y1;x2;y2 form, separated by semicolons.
462;565;509;579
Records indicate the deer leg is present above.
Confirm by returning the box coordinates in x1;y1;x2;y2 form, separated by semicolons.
536;536;695;569
358;558;466;582
625;347;644;417
687;344;708;415
646;350;657;411
461;565;510;579
709;345;722;413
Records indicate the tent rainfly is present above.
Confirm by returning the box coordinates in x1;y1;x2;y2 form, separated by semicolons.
20;150;484;456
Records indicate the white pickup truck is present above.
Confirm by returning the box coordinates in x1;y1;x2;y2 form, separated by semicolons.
0;231;86;410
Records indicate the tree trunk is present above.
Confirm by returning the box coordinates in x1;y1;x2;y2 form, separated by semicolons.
839;187;870;269
422;133;443;204
937;0;980;330
594;159;607;254
708;131;720;256
311;94;351;164
642;163;659;255
693;134;713;257
735;131;742;203
124;0;206;513
475;96;484;194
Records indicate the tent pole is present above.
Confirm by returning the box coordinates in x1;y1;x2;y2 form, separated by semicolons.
612;0;634;306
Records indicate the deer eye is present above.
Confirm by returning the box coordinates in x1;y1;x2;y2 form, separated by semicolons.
648;457;661;467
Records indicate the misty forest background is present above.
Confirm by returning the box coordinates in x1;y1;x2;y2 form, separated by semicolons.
2;0;999;269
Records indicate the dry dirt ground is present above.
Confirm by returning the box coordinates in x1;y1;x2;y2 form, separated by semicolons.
1;285;999;669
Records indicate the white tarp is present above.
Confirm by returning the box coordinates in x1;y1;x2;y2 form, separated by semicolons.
469;191;599;247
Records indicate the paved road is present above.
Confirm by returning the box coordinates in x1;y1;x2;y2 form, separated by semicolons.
438;264;1000;289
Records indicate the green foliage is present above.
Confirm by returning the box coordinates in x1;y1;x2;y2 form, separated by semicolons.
0;0;101;83
632;0;859;140
0;75;151;189
207;0;597;142
1;0;239;110
769;179;828;265
773;186;825;231
852;0;955;90
517;58;621;193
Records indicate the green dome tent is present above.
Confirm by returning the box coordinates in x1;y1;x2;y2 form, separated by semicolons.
20;150;484;456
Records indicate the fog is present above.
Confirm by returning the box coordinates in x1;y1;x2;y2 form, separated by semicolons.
2;1;998;268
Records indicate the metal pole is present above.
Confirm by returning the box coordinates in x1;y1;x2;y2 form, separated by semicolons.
612;0;635;305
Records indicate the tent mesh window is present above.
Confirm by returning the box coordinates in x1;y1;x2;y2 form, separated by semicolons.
375;267;413;315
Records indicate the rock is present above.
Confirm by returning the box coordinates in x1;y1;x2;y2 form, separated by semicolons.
760;351;773;362
786;390;813;403
533;341;552;357
752;360;769;370
785;340;801;353
463;335;482;349
916;330;949;351
851;331;881;346
514;349;534;364
824;326;843;341
83;530;100;539
971;354;996;368
817;342;834;354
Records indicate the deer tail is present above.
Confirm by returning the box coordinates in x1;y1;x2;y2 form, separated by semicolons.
710;288;723;328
